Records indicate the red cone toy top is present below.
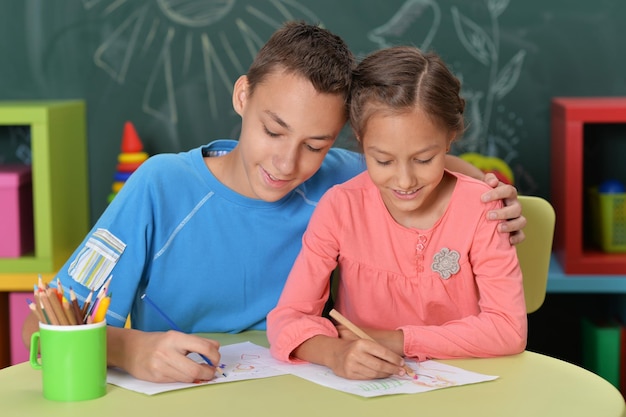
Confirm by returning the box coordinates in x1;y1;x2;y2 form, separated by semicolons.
121;121;144;153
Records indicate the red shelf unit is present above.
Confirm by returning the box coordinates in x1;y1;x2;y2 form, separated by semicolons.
551;97;626;274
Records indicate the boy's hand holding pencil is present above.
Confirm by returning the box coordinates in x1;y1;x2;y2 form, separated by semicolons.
141;293;226;378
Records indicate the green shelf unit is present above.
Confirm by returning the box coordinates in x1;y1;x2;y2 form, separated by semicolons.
0;100;89;277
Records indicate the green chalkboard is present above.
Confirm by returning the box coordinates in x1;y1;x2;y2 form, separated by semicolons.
1;0;625;223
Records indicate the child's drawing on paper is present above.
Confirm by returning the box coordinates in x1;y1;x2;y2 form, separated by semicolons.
285;359;497;398
357;378;408;392
228;354;264;374
412;364;457;388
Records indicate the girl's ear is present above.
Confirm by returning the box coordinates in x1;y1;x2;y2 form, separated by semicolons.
232;75;249;115
446;133;456;153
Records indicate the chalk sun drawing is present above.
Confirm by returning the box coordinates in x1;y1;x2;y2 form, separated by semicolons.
83;0;321;125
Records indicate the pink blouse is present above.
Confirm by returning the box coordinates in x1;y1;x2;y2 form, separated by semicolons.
267;171;527;362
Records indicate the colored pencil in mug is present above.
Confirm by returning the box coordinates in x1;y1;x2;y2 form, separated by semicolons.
45;288;70;325
38;291;60;325
87;275;113;319
26;298;44;324
62;298;78;325
37;274;46;291
80;290;94;322
92;293;112;323
55;278;64;303
36;295;52;325
69;287;84;324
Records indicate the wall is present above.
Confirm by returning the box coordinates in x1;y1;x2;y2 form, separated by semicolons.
1;0;625;223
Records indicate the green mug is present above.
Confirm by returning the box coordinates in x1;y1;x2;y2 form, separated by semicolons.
30;320;107;401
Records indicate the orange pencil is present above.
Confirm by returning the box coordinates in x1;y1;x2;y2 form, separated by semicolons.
55;278;65;303
329;309;418;379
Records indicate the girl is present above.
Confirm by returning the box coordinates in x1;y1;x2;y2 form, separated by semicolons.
267;46;527;380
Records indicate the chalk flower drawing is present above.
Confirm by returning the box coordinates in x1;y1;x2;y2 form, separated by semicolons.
451;0;526;160
369;0;527;170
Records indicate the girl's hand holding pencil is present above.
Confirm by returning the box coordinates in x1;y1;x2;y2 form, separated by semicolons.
329;309;418;380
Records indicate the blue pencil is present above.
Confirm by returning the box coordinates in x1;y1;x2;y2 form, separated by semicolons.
141;293;226;377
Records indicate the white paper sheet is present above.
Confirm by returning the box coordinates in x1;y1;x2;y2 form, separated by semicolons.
107;341;498;397
278;358;498;397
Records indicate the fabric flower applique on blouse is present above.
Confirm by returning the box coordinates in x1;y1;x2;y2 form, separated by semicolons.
431;247;460;279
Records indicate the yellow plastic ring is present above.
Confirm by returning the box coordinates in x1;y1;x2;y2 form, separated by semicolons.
112;181;125;193
118;152;149;164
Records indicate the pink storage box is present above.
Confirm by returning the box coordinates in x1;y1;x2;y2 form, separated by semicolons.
0;164;34;257
9;292;30;364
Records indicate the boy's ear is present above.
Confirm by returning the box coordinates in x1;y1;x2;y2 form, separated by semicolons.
232;75;249;115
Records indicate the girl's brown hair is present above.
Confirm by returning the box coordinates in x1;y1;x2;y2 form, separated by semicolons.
349;46;465;140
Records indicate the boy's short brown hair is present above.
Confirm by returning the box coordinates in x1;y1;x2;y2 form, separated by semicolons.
247;21;354;115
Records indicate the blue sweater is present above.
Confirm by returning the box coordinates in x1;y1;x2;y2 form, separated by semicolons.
57;140;364;332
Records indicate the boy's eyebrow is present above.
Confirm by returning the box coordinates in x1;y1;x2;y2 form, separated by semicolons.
265;110;335;141
266;110;291;130
308;134;335;141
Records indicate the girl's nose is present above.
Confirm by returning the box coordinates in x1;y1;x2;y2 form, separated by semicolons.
396;163;416;190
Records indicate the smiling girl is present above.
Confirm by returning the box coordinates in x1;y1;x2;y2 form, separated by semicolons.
267;46;527;380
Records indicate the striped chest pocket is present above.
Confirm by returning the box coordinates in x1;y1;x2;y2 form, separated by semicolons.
68;228;126;290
